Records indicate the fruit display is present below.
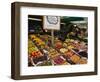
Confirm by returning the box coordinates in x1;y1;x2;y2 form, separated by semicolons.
28;15;88;67
31;51;43;58
70;54;80;64
28;47;38;54
60;48;68;54
28;34;88;66
28;39;48;65
65;39;87;51
29;35;45;47
54;40;63;49
52;55;68;65
28;39;39;54
48;48;59;58
78;57;87;64
64;49;74;59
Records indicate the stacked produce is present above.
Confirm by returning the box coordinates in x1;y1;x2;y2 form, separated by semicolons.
60;48;68;54
52;55;69;65
30;35;45;45
48;48;59;58
28;39;48;66
70;54;80;64
64;39;87;52
28;34;87;66
78;57;87;64
54;40;63;49
28;39;42;57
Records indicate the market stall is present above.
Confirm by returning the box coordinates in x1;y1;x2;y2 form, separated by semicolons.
28;15;88;66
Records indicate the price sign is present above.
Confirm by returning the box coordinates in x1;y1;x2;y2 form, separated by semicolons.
43;16;60;30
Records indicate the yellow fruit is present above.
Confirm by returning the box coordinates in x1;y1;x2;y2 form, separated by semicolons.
30;35;36;39
63;43;67;47
79;58;87;64
60;48;68;53
70;55;80;63
68;46;74;49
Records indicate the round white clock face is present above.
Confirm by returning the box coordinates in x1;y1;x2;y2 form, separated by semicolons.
47;16;58;25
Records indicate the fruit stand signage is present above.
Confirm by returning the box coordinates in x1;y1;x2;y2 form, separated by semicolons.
43;16;60;46
43;16;60;30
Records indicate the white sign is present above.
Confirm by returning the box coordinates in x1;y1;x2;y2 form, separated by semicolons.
43;16;60;30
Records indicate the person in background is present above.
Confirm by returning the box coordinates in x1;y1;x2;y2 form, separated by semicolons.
67;24;87;42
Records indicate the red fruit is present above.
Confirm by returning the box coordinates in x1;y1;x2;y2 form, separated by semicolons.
55;42;63;49
54;59;60;64
54;56;64;64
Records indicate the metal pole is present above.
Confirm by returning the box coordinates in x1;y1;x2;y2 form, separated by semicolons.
51;30;54;47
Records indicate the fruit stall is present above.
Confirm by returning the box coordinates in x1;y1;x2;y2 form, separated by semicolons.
28;15;88;66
